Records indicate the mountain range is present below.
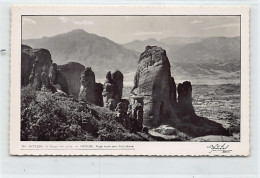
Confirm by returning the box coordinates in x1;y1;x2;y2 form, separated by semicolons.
23;29;240;85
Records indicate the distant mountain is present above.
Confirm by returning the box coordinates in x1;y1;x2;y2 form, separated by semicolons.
160;36;203;46
122;38;169;53
169;37;241;84
23;29;139;78
169;37;240;63
23;30;241;85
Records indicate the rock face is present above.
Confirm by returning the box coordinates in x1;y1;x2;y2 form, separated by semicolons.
102;70;124;109
79;67;103;106
111;70;123;102
58;62;85;98
49;63;69;95
21;44;53;89
41;72;57;93
177;81;194;115
49;62;85;98
131;46;177;128
21;45;34;86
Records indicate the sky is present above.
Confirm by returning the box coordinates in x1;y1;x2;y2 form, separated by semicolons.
22;16;240;44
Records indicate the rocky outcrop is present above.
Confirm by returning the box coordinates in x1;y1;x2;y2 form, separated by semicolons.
22;45;84;98
102;70;124;109
49;62;85;98
79;67;103;106
130;46;230;138
177;81;194;115
21;45;34;86
111;70;123;102
131;46;177;128
21;44;53;89
41;72;57;93
58;62;85;98
49;63;69;95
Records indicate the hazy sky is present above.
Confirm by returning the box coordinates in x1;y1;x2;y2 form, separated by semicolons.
22;16;240;44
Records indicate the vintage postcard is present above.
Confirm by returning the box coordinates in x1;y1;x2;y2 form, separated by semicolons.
10;5;249;156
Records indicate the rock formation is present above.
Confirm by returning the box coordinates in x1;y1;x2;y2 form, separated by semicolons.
102;70;124;109
130;46;230;137
111;70;123;102
130;96;144;131
115;102;130;128
102;72;114;108
58;62;85;98
49;63;69;95
131;46;177;128
177;81;194;115
21;45;34;86
21;44;53;90
40;72;57;93
79;67;103;106
22;45;84;98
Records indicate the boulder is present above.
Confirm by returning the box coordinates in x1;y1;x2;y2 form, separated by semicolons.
131;46;177;128
78;67;103;106
153;125;177;135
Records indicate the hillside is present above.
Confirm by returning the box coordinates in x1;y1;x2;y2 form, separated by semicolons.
21;86;192;141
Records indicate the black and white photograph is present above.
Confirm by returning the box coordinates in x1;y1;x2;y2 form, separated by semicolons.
10;5;249;156
20;15;241;142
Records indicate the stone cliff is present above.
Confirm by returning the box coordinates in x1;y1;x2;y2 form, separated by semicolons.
131;46;177;128
21;44;53;90
58;62;85;98
22;45;85;98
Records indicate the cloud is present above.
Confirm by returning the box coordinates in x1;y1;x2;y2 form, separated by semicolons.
58;16;69;23
202;23;240;30
73;20;94;26
191;20;202;24
22;17;36;25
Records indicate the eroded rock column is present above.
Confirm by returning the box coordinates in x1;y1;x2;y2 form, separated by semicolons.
177;81;194;115
79;67;103;106
131;46;177;128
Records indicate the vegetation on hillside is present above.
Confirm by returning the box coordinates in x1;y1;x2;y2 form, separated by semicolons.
21;86;146;141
